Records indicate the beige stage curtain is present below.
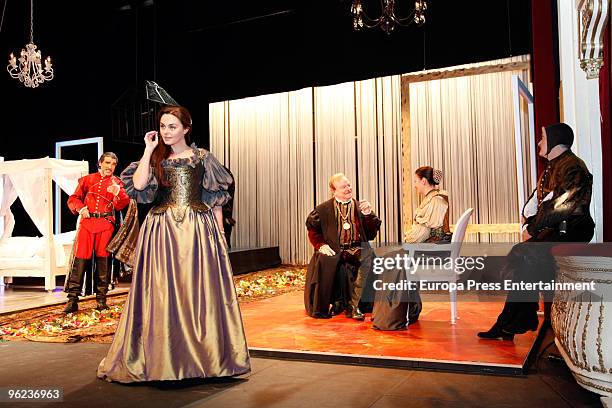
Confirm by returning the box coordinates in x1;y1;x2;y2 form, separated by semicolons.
209;90;314;264
355;77;403;244
209;77;402;264
407;56;531;243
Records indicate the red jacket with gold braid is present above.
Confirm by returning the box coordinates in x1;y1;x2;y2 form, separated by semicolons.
67;173;130;227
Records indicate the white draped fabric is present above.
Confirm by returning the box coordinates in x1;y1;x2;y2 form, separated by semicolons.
0;158;88;238
0;157;5;238
210;77;403;264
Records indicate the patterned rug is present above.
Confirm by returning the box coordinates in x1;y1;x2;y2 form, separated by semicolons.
0;266;306;343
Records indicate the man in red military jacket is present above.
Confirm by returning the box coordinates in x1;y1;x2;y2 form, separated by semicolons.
64;152;130;313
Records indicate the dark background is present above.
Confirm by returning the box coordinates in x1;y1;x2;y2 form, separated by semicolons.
0;0;532;235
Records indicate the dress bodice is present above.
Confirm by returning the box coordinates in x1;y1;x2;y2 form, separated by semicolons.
150;160;210;222
120;144;233;215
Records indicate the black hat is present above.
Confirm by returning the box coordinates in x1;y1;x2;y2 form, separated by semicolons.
544;123;574;153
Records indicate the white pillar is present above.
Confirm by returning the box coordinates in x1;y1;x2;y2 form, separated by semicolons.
557;0;605;242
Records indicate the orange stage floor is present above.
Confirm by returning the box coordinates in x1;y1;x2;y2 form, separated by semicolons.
240;291;544;376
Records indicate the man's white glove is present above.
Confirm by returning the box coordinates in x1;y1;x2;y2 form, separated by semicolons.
318;244;336;256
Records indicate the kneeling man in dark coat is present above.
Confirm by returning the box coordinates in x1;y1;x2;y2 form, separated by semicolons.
304;173;381;320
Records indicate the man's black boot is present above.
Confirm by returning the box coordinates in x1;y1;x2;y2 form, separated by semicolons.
95;256;110;310
63;258;88;314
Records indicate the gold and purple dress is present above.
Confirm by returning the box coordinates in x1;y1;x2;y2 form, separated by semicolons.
97;145;250;383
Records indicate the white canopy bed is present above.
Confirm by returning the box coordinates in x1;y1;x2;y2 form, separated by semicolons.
0;157;88;291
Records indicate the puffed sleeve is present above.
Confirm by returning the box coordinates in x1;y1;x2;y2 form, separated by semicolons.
405;196;448;243
417;196;448;228
201;150;233;207
306;209;325;250
119;161;158;204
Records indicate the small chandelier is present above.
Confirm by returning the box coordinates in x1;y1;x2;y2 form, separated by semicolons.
7;0;54;88
351;0;428;34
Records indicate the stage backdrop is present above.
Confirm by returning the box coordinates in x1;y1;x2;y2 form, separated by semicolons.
210;56;530;264
209;77;402;264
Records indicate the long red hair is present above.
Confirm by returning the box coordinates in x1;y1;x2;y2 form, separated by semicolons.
150;105;192;186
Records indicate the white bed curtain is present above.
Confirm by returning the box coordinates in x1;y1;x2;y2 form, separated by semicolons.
0;157;5;238
0;173;17;240
0;158;87;239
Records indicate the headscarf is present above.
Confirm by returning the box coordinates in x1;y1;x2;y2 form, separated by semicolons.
544;123;574;153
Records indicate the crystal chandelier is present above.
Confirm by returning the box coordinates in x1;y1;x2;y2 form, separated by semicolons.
6;0;54;88
351;0;428;34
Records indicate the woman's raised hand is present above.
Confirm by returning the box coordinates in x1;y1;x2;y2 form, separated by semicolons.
144;131;159;151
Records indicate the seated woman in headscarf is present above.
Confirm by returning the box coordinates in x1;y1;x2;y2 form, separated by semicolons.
372;166;451;330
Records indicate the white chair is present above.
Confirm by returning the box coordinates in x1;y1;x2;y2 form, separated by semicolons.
404;208;474;325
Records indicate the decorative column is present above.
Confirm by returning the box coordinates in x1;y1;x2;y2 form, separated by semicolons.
578;0;609;78
557;0;609;243
554;0;612;398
